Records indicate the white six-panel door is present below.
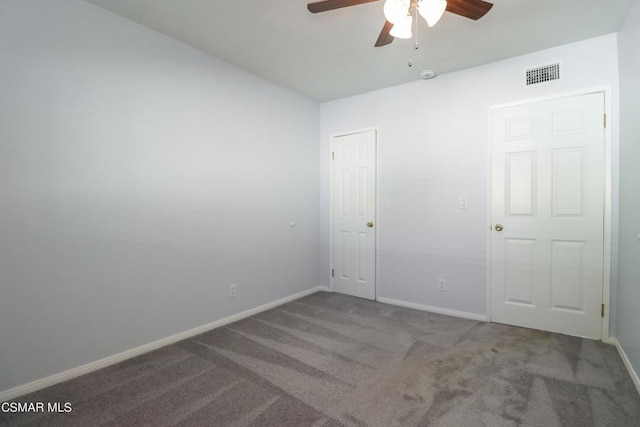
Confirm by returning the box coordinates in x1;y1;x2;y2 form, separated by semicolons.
332;130;376;300
490;92;605;338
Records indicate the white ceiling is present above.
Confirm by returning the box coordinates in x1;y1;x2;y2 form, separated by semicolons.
83;0;631;101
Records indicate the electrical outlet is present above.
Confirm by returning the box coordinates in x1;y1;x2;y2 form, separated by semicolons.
438;278;446;292
229;284;236;298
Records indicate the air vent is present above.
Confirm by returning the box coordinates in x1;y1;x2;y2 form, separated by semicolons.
525;63;561;86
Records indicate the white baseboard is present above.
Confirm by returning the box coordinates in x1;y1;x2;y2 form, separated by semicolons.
0;285;327;403
611;337;640;397
377;297;489;322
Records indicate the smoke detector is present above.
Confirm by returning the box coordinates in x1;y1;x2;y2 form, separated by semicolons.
420;69;437;79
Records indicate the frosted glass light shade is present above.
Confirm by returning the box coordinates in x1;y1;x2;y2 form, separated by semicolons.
419;0;447;27
384;0;410;24
389;15;412;39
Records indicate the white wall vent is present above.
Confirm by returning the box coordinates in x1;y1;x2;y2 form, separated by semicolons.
525;63;561;86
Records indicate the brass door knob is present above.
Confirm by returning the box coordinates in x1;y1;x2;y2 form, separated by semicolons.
495;224;503;231
366;222;374;228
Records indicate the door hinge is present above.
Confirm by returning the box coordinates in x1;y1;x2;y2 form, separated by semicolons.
601;303;605;318
331;152;335;160
331;268;334;278
604;114;607;128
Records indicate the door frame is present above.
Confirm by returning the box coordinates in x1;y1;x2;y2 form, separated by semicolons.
329;127;380;299
486;87;614;341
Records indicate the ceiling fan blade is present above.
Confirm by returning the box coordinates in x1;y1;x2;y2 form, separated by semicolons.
307;0;380;14
374;20;394;47
445;0;493;20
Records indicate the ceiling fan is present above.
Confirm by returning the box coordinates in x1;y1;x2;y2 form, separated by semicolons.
307;0;493;47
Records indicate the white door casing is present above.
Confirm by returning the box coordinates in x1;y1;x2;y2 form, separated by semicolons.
490;92;606;339
332;130;377;300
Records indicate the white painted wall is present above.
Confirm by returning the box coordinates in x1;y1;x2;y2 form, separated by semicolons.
616;0;640;380
0;0;320;394
320;34;620;318
0;0;631;400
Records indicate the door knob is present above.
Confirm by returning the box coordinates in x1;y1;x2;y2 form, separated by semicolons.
366;222;374;228
495;224;503;231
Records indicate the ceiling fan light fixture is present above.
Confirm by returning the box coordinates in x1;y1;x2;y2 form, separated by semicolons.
383;0;410;24
389;15;413;39
418;0;447;27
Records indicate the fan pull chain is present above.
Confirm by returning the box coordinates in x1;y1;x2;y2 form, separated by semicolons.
408;3;419;68
414;3;419;50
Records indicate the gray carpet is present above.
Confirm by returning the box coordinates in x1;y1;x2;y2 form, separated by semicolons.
2;291;639;426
